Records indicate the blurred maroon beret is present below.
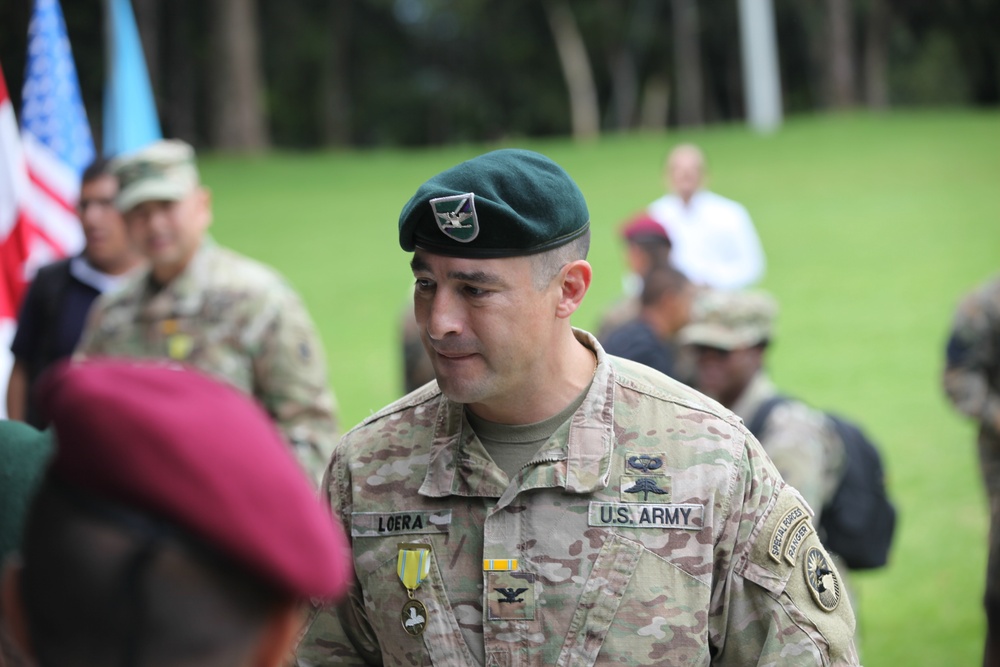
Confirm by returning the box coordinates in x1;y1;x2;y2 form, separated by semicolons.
36;359;351;602
621;211;669;241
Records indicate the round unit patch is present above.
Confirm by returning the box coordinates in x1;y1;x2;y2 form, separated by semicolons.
804;546;842;612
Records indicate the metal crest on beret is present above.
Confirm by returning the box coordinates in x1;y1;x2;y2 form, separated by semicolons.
430;193;479;243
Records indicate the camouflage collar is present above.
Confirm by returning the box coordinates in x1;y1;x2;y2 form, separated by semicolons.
418;329;614;501
139;238;218;319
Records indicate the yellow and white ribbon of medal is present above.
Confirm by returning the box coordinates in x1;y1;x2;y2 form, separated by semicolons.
397;543;431;636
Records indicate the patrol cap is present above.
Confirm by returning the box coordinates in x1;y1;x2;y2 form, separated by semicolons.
678;289;778;350
398;148;590;258
0;421;53;561
36;359;352;602
112;139;200;213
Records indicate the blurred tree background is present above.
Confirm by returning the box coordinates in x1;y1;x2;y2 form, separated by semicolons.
1;0;997;150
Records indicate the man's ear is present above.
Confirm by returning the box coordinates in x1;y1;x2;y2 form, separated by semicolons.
555;260;592;319
251;602;306;667
1;556;36;663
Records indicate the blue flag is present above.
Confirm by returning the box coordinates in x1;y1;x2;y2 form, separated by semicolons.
103;0;161;157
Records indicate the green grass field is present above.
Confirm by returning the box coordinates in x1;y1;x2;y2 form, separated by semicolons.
201;109;1000;664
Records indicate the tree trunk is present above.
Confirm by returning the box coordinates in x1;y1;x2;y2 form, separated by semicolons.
163;0;197;143
825;0;856;108
639;74;670;131
671;0;704;126
543;0;600;141
609;47;638;130
319;0;353;146
863;0;889;109
132;0;160;99
208;0;269;151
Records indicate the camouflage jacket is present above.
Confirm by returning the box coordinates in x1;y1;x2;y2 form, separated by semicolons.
732;372;844;519
76;240;337;480
944;274;1000;438
298;330;857;666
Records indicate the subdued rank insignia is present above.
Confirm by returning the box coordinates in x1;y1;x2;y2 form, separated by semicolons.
487;571;535;621
495;587;528;603
621;476;671;502
804;546;842;612
430;193;479;243
626;454;664;474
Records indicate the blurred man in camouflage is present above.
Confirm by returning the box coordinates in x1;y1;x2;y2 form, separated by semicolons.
296;149;858;666
943;274;1000;667
76;140;336;481
679;290;844;519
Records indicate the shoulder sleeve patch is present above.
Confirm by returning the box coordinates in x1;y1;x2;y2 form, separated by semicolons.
742;486;857;660
783;532;857;659
743;486;814;590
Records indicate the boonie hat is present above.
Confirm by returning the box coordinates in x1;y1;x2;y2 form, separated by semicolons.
36;359;352;601
112;139;200;212
399;148;590;258
678;289;778;350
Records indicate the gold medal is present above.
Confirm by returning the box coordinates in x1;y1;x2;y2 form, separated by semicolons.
397;543;431;636
167;334;193;360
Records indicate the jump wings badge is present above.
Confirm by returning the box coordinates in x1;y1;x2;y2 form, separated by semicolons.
430;193;479;243
397;543;432;636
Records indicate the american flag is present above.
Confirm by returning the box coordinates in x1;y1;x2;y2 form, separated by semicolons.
0;0;92;417
20;0;94;276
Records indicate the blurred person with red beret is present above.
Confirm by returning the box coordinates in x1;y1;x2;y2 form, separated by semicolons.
0;359;351;667
596;210;673;340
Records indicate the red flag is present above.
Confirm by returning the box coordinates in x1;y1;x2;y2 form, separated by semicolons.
1;60;38;417
0;62;35;324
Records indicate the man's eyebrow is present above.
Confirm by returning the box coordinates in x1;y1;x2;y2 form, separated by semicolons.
410;257;506;286
447;269;505;285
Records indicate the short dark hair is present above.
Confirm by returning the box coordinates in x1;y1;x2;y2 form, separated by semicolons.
640;264;689;307
81;158;114;184
529;229;591;289
20;481;292;667
629;234;672;269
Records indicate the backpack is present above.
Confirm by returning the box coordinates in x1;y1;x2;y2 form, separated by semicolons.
746;395;897;570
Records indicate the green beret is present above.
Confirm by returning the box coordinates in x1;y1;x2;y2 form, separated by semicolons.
0;421;53;560
398;149;590;258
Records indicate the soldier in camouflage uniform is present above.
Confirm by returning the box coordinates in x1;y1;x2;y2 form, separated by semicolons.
296;149;857;666
678;290;844;518
76;140;336;480
943;274;1000;667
